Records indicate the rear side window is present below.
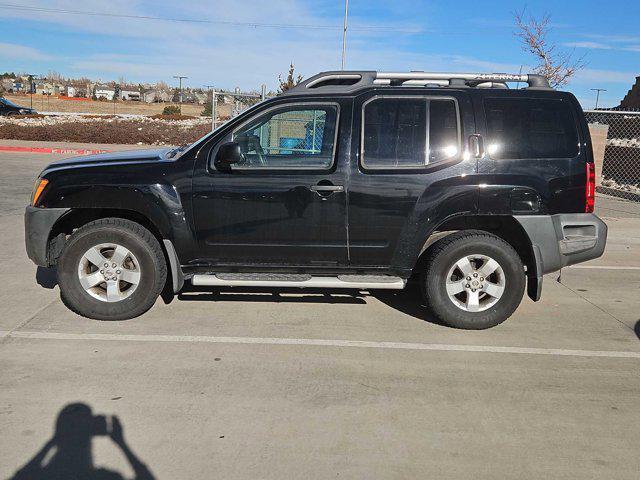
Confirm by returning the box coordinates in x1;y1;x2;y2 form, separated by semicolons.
362;97;460;168
484;98;579;159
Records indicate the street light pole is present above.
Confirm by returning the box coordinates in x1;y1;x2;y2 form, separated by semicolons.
205;84;215;130
591;88;607;110
27;74;36;109
341;0;349;70
173;75;188;115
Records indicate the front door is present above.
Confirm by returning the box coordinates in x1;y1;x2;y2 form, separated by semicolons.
192;101;348;269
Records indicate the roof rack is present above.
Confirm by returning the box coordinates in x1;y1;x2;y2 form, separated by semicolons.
285;70;552;94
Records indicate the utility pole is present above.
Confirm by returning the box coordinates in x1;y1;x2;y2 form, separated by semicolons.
205;84;215;130
591;88;606;109
341;0;349;70
173;75;188;115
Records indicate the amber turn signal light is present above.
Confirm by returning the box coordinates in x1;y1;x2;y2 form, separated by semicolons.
32;179;49;206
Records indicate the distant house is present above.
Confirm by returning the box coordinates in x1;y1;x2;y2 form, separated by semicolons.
620;76;640;109
1;79;13;92
120;90;140;101
94;85;116;101
66;86;76;97
36;82;63;95
142;88;171;103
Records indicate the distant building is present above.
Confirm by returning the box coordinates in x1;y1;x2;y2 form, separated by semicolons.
94;85;116;101
142;87;171;103
35;81;62;95
620;76;640;109
120;90;141;101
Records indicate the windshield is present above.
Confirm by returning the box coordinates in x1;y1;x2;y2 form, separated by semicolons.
0;98;21;108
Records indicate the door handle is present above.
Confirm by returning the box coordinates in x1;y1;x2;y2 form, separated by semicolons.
309;185;344;192
469;134;484;159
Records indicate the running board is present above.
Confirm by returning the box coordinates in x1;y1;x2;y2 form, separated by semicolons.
191;273;406;290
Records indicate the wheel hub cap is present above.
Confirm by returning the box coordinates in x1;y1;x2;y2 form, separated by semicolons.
77;243;141;303
445;254;506;312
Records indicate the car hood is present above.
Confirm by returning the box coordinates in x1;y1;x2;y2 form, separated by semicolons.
45;147;173;172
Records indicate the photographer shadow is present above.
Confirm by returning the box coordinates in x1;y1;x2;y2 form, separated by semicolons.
9;402;155;480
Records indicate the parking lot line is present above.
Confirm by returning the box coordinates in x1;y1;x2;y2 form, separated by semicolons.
2;330;639;359
569;265;640;270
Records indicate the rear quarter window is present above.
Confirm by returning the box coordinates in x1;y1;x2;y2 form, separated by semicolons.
484;97;579;159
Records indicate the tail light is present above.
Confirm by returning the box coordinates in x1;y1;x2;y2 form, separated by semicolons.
585;162;595;213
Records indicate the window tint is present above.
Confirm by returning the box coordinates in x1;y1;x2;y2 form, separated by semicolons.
233;105;337;169
484;98;579;159
362;97;459;168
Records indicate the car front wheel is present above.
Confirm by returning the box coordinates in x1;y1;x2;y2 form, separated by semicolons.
57;218;167;320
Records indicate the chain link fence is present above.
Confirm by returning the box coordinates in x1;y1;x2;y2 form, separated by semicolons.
585;109;640;202
211;86;268;130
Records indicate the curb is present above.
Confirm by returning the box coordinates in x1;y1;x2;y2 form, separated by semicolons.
0;145;110;155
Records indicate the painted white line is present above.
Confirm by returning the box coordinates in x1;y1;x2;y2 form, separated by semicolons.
568;265;640;270
2;331;640;359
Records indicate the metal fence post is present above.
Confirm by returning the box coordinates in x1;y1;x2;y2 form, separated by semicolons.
212;91;217;131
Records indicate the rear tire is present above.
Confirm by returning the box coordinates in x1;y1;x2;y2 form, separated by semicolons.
57;218;167;320
422;230;525;329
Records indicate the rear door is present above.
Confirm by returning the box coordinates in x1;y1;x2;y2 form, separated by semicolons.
347;89;476;272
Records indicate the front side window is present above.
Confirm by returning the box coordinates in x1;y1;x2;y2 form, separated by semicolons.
484;98;579;159
232;104;338;169
362;97;460;168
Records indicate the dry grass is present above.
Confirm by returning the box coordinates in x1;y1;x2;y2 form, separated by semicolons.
0;116;212;145
4;93;209;116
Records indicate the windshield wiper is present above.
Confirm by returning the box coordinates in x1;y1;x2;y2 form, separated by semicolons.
167;143;191;158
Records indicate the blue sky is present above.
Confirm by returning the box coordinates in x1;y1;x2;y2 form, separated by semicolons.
0;0;638;108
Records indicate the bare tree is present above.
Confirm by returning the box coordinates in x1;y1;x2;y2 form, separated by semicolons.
278;63;303;93
514;9;586;88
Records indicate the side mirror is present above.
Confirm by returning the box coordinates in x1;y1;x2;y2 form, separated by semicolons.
213;142;244;171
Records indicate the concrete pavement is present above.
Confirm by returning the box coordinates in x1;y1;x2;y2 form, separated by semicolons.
1;143;639;479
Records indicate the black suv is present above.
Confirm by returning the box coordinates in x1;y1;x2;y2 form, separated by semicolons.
1;97;35;116
24;71;607;329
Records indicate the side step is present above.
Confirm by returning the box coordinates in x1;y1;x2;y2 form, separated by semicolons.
191;273;406;290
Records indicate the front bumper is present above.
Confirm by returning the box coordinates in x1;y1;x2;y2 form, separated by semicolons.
24;206;69;266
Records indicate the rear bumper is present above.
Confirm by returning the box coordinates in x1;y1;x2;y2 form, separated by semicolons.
24;206;69;266
515;213;607;274
515;214;607;301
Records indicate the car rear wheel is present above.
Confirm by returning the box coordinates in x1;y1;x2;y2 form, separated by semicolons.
57;218;167;320
422;230;526;329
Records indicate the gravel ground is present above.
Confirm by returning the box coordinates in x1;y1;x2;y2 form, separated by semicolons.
0;115;212;145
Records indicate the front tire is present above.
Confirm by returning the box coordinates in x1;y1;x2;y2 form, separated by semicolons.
57;218;167;320
422;230;526;329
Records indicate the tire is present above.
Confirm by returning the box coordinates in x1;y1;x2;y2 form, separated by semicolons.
57;218;167;320
421;230;525;330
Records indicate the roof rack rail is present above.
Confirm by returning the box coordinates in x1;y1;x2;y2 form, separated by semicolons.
285;70;551;94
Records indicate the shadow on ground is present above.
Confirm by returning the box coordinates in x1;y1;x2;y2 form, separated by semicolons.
9;402;155;480
635;319;640;340
179;283;446;326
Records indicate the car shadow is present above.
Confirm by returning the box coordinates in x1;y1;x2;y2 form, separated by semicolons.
36;266;58;289
634;319;640;340
371;281;449;327
178;285;367;305
8;402;155;480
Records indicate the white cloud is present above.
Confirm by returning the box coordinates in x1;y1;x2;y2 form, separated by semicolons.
0;42;52;61
573;68;638;84
563;41;612;50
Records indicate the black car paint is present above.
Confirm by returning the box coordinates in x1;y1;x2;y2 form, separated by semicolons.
0;97;35;115
33;87;589;280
